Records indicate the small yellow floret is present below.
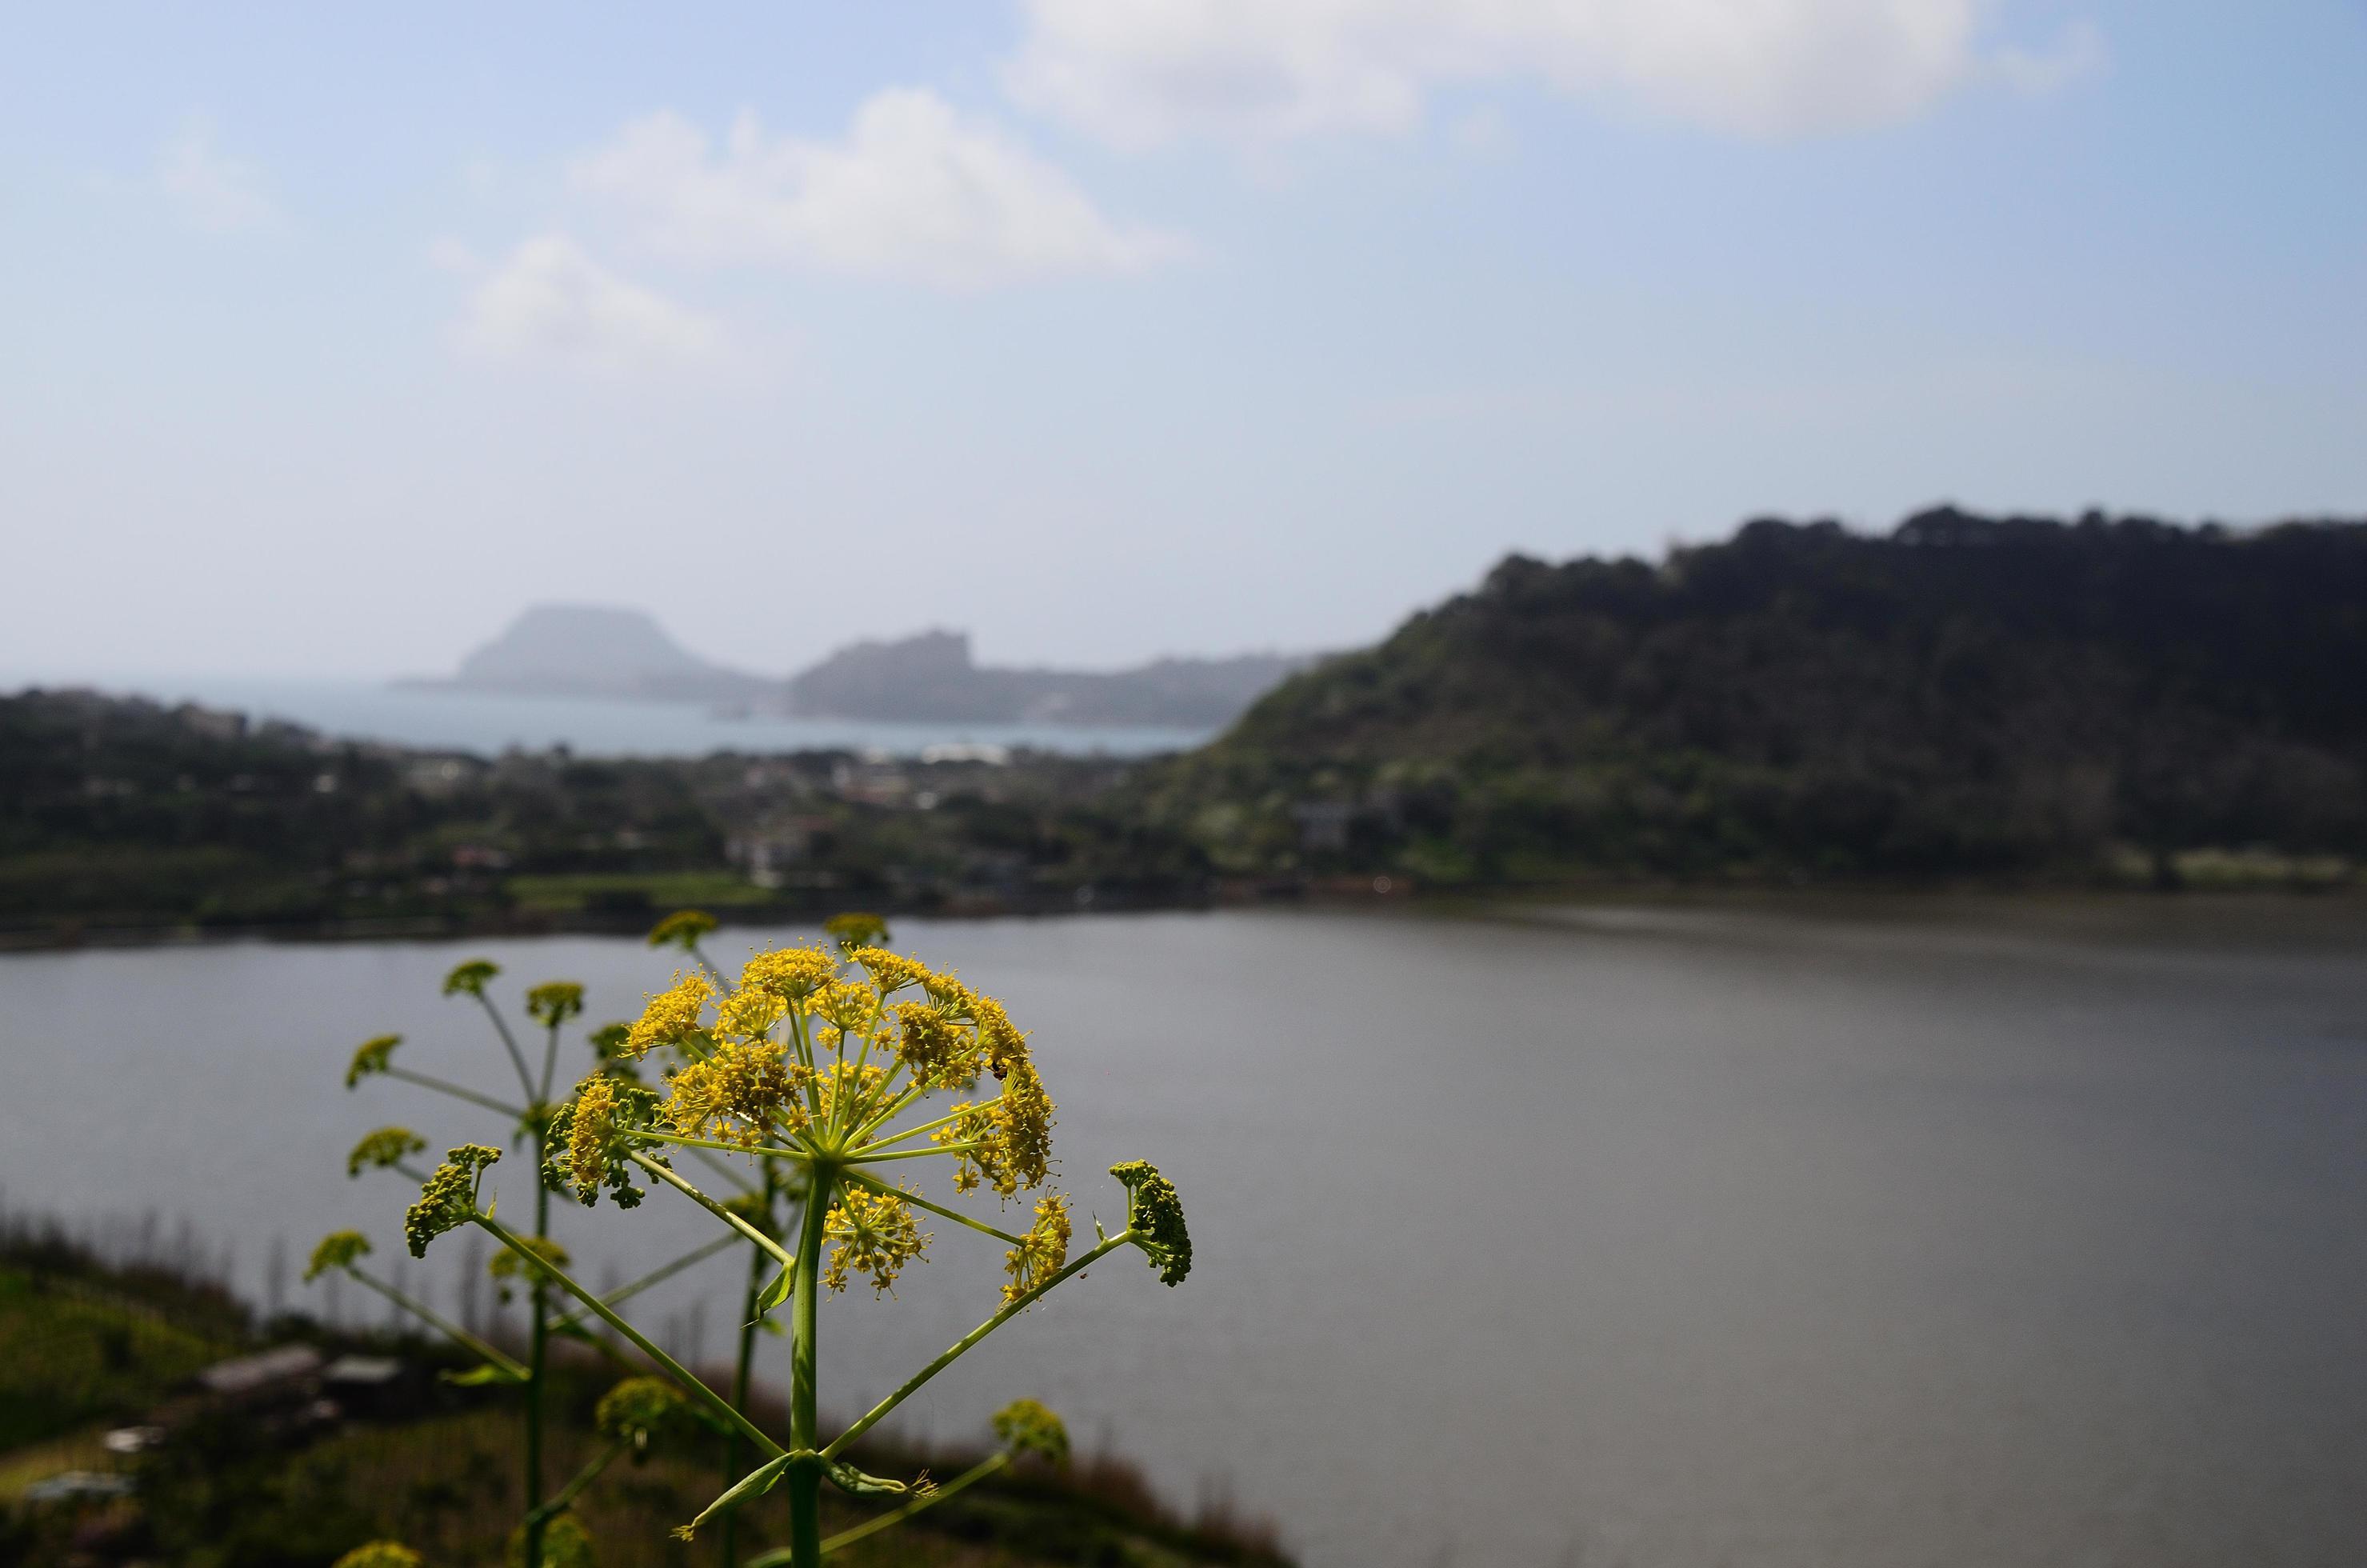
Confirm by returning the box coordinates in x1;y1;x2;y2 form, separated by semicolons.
823;1185;929;1295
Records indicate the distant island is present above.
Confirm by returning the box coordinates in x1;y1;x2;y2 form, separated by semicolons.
406;607;1315;730
10;506;2365;943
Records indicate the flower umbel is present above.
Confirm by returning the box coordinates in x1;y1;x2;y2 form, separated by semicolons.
596;1375;692;1455
404;1144;501;1257
332;1543;422;1568
823;1185;929;1295
306;1230;372;1281
991;1398;1070;1466
625;972;712;1058
526;981;586;1028
346;1034;400;1089
443;958;501;998
648;909;719;951
347;1126;426;1178
1111;1160;1192;1286
1002;1193;1072;1308
548;1074;659;1207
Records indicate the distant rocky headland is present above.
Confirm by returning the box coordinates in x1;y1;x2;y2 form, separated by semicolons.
403;607;1316;730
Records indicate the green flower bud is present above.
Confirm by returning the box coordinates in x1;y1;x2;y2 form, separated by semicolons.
404;1145;500;1258
1110;1160;1192;1286
345;1034;400;1090
306;1230;372;1282
347;1126;426;1178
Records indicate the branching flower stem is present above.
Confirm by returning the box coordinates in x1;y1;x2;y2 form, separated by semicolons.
626;1152;797;1273
846;1141;993;1166
340;1264;527;1380
528;1442;622;1527
824;1230;1135;1461
547;1234;740;1334
473;992;538;1104
472;1211;786;1462
847;1104;972;1154
384;1066;522;1121
841;1168;1026;1247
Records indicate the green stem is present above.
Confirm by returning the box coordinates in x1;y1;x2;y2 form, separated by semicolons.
845;1141;991;1166
548;1234;741;1334
475;990;539;1102
385;1066;523;1121
539;1021;562;1103
643;1130;819;1166
840;1169;1025;1246
814;1452;1008;1558
342;1266;527;1380
628;1153;797;1272
825;1233;1134;1459
721;1169;774;1568
529;1442;622;1526
786;1166;833;1567
524;1129;551;1568
850;1104;970;1154
470;1211;786;1462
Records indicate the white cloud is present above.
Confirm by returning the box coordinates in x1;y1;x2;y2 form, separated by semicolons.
567;89;1186;290
1003;0;2094;146
158;121;279;232
454;234;725;378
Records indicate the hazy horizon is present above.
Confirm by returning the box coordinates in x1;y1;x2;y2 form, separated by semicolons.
6;3;2364;683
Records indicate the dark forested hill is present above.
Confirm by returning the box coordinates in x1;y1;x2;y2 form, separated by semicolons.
1140;509;2367;885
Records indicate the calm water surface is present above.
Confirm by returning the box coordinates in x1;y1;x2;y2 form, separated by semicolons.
4;902;2365;1567
38;678;1209;758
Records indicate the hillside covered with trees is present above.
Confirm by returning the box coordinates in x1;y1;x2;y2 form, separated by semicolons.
1142;508;2367;886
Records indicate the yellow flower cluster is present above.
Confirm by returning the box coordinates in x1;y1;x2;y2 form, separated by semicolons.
1001;1193;1072;1307
666;1041;810;1146
936;1058;1054;1196
823;1185;929;1295
624;972;712;1058
739;946;837;1002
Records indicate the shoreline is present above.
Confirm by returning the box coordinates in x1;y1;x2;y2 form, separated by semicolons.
6;874;2361;954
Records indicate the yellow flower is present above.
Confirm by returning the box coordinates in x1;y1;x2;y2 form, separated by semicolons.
970;993;1030;1080
625;972;712;1058
567;1075;624;1190
818;1059;890;1130
934;1058;1055;1196
808;980;879;1038
823;1185;929;1295
345;1034;401;1089
1001;1193;1072;1307
714;986;786;1041
740;946;838;1002
850;946;934;996
890;1002;978;1090
666;1041;806;1146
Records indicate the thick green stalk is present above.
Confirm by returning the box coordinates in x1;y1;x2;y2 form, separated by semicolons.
786;1166;834;1568
720;1166;775;1568
523;1128;551;1568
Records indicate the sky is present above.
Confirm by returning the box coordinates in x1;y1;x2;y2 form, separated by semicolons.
3;2;2364;682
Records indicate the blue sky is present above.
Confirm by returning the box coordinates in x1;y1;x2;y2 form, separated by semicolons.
3;2;2362;680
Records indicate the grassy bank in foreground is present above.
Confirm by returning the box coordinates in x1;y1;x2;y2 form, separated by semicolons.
0;1219;1287;1568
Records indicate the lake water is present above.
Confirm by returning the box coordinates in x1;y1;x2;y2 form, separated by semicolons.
4;899;2365;1567
28;678;1211;758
